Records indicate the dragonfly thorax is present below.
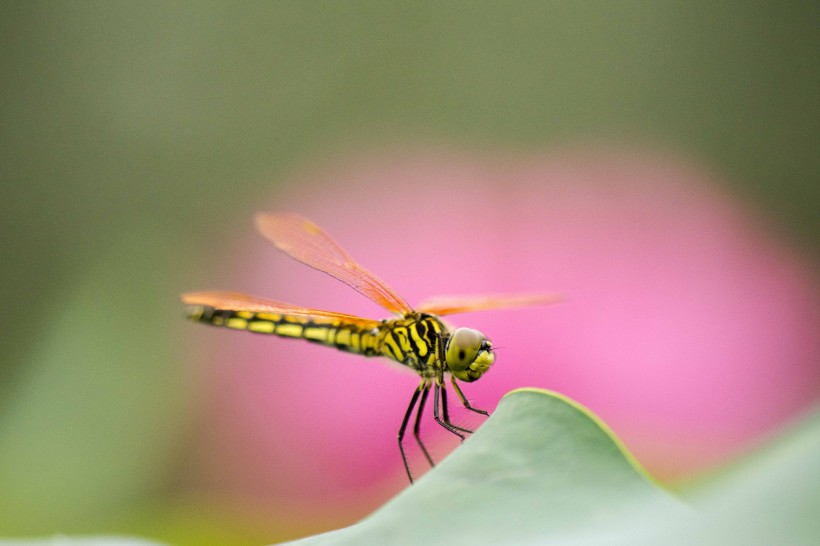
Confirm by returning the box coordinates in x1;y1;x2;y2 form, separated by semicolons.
444;327;494;382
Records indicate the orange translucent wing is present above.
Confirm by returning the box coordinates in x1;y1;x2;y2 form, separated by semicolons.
254;212;413;316
180;291;382;329
416;293;564;316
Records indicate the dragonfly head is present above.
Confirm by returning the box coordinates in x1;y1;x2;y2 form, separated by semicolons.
445;328;495;382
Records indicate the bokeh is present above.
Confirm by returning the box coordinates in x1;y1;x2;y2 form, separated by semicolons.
1;3;818;545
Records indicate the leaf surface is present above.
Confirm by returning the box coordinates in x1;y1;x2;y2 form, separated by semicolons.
284;388;689;545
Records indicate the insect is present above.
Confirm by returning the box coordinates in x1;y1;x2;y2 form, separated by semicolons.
181;212;559;483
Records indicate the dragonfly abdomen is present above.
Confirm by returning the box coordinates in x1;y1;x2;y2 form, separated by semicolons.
187;306;381;356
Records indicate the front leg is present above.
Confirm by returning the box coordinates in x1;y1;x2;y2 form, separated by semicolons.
432;381;466;440
440;384;475;435
451;374;489;416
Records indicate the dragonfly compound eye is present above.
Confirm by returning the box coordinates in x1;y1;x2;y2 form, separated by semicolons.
446;328;495;382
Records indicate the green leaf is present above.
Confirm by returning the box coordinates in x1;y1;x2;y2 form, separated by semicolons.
283;388;690;545
5;389;817;544
668;408;820;545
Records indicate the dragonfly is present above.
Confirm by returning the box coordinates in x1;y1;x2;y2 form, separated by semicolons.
181;212;559;483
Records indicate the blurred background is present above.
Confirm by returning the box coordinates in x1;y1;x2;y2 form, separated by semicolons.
1;2;818;545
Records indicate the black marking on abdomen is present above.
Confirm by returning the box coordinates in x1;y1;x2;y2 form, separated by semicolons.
187;305;382;357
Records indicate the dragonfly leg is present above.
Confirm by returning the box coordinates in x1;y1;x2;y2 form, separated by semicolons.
398;382;425;483
433;381;466;441
432;332;471;434
441;385;474;435
413;382;435;468
451;375;489;416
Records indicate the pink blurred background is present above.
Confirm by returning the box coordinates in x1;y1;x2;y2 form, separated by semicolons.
183;148;820;525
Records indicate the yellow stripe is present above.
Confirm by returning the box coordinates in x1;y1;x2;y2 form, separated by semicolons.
409;325;428;357
383;333;403;361
275;323;303;337
303;327;330;342
226;317;248;329
394;328;412;354
335;329;351;346
256;312;283;322
349;331;361;351
248;320;275;334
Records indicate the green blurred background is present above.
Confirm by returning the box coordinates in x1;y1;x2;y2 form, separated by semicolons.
1;2;818;544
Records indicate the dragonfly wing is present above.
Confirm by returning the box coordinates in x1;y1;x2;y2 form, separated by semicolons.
254;212;413;316
416;293;563;316
181;291;383;328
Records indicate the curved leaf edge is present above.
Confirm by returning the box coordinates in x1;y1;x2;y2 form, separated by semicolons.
504;387;661;486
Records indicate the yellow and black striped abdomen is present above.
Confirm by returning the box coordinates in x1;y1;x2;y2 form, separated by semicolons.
187;306;381;357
